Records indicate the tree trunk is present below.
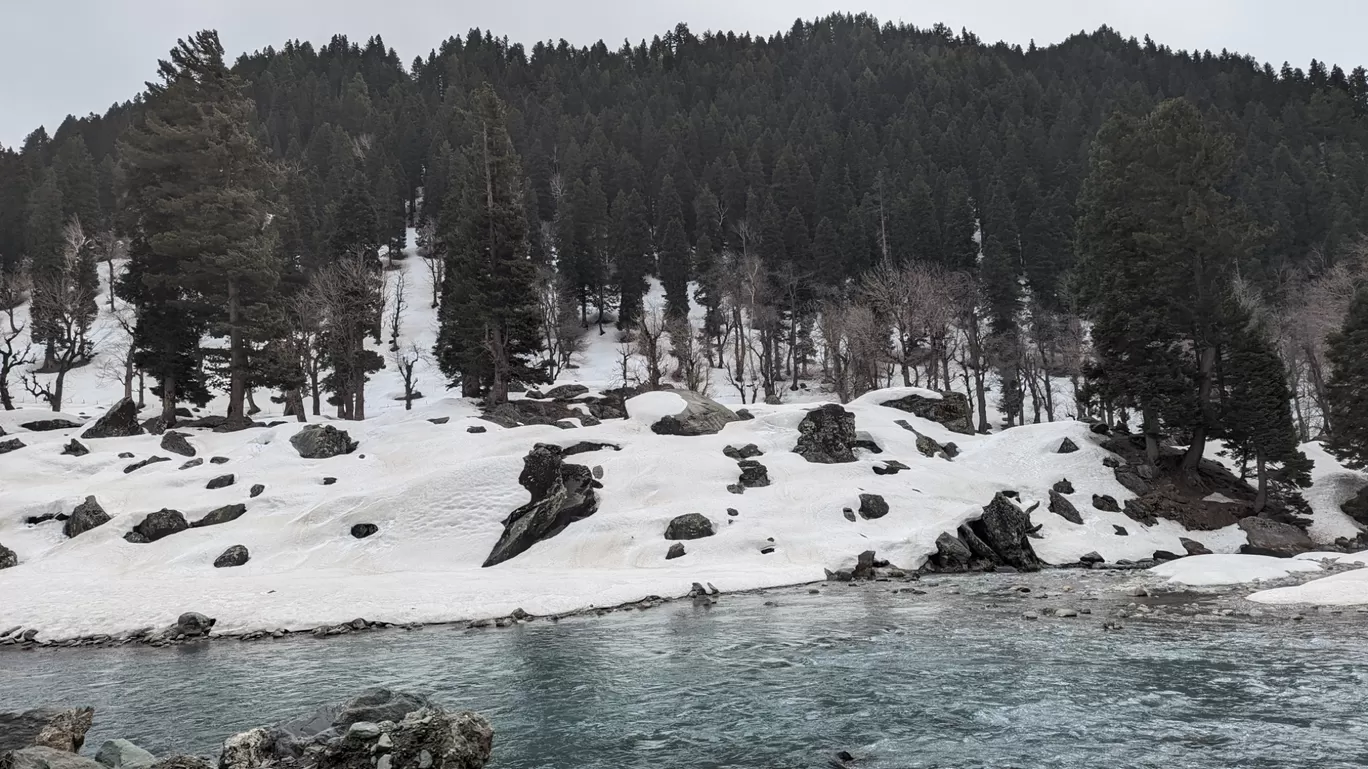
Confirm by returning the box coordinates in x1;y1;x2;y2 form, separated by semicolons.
1253;451;1268;513
1181;345;1218;474
1142;405;1160;467
160;375;178;425
226;277;248;425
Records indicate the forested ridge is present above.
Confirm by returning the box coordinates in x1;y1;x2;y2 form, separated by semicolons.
5;14;1368;508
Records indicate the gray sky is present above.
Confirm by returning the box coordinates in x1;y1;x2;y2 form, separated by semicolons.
2;0;1363;148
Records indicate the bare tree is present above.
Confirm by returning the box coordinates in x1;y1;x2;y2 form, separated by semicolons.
306;255;386;420
393;342;426;410
0;271;33;410
667;316;712;395
22;220;99;412
818;299;886;403
417;219;445;309
537;266;586;383
635;304;669;391
388;268;407;352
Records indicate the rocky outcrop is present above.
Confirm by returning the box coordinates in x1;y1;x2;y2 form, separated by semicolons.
0;707;95;752
63;497;109;539
879;391;975;435
290;425;357;459
858;494;889;520
125;510;188;543
664;513;714;540
1092;494;1120;513
723;444;763;460
1238;517;1316;557
793;404;858;463
483;444;599;567
205;474;235;490
20;419;82;432
61;439;89;457
93;740;157;769
0;543;16;569
158;432;195;458
1048;490;1082;524
1340;485;1368;528
542;384;589;400
191;504;246;528
924;492;1043;572
214;545;250;568
649;392;741;436
80;398;144;439
481;400;588;429
736;460;770;488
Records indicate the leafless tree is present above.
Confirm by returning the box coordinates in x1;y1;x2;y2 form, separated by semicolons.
635;304;670;391
0;271;33;410
23;220;99;412
667;316;712;395
537;266;586;383
388;268;407;352
417;219;445;309
393;342;426;411
950;277;990;433
818;299;886;403
305;254;386;420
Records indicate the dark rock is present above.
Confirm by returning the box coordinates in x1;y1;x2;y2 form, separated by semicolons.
873;460;911;475
159;431;195;458
544;384;589;400
723;443;764;460
1048;490;1083;524
727;508;739;517
879;391;975;435
80;398;144;439
64;497;110;538
735;408;755;420
664;513;715;540
1079;551;1105;565
1092;494;1120;512
20;419;82;432
351;524;379;539
6;747;106;769
1113;525;1129;536
191;504;246;528
1180;537;1213;556
524;388;546;399
117;452;133;459
205;474;235;490
941;442;960;458
665;543;686;560
1238;517;1316;557
123;532;149;544
482;445;598;567
649;391;741;436
467;426;487;434
322;477;337;485
1090;422;1111;435
1152;550;1181;562
1052;478;1074;495
127;509;188;542
172;612;215;637
759;546;775;555
428;417;451;425
851;434;883;454
290;424;358;459
174;407;193;418
1339;485;1368;527
737;459;770;488
793;404;859;464
93;738;157;769
61;439;89;457
858;493;889;520
482;399;587;429
551;420;578;430
726;484;744;495
1057;438;1080;454
1102;456;1122;468
176;416;226;430
925;493;1044;572
0;542;15;569
178;459;203;470
0;437;25;454
250;484;265;498
853;550;877;580
561;441;621;456
1114;469;1152;496
210;456;230;465
214;545;250;568
931;531;974;568
0;708;98;752
123;456;170;474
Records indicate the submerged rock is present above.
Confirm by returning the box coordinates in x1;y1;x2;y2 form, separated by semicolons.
80;398;144;439
290;425;358;459
664;513;715;541
483;444;598;567
793;404;858;464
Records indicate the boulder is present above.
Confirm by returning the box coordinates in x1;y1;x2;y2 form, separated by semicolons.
1340;485;1368;527
466;426;487;434
649;392;741;437
723;444;764;460
1057;438;1080;454
560;441;621;456
80;398;144;439
214;545;250;568
250;484;265;498
94;740;157;769
857;493;889;520
322;477;337;485
428;417;450;425
5;747;106;769
1048;490;1083;524
879;391;975;435
123;456;170;474
1052;478;1074;495
664;513;715;541
1092;494;1120;513
210;456;229;465
1079;551;1105;565
1152;550;1181;562
350;524;379;539
1090;422;1111;435
872;460;910;476
63;497;110;538
20;419;82;432
665;543;686;560
930;531;974;568
60;439;89;457
1180;537;1213;556
1113;525;1129;536
158;431;195;458
1238;517;1316;557
924;493;1044;572
0;707;95;752
793;404;858;464
172;612;215;637
1114;469;1152;496
205;474;235;490
482;445;598;567
178;459;203;470
735;408;755;420
0;438;25;454
191;504;247;528
736;460;770;488
853;550;877;580
544;384;589;400
0;542;15;569
126;509;188;543
290;425;358;459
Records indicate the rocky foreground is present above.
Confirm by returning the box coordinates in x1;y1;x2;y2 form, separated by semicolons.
0;690;492;769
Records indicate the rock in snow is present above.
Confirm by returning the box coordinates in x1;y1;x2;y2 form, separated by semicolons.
191;504;247;529
205;474;236;490
125;509;189;543
648;391;741;436
158;431;195;458
879;391;976;435
664;513;715;540
351;524;379;539
214;545;250;568
0;542;16;569
1238;517;1316;557
0;438;25;454
482;444;599;567
793;404;859;464
665;543;686;560
60;439;89;457
63;497;110;539
1048;490;1083;525
20;419;82;432
857;493;889;520
290;425;358;459
80;398;144;439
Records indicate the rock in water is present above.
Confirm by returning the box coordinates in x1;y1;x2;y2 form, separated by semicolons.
80;398;144;439
290;425;358;459
173;612;215;637
0;438;25;454
648;391;741;436
0;542;16;569
61;439;89;457
351;524;379;539
1048;490;1083;524
159;431;195;458
1057;438;1080;454
858;494;889;520
664;513;715;540
126;509;188;543
94;740;157;769
483;444;598;567
214;545;250;568
879;391;975;435
63;497;110;538
205;474;235;490
665;543;686;560
1238;517;1315;557
0;706;96;751
793;404;858;464
191;504;247;528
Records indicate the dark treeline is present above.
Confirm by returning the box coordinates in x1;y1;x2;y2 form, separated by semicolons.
5;15;1368;507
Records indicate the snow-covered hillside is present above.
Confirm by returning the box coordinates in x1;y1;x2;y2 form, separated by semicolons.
2;233;1366;641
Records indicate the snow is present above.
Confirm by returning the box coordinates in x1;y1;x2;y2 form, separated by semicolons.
1248;569;1368;606
624;391;688;425
1149;554;1324;586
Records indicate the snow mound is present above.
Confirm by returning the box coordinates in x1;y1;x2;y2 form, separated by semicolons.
624;391;688;425
1149;554;1323;586
1248;569;1368;606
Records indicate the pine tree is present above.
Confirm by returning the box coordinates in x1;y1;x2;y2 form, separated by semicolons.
611;189;651;329
1326;288;1368;468
26;169;65;360
435;84;541;403
53;135;101;231
941;167;977;272
657;176;691;320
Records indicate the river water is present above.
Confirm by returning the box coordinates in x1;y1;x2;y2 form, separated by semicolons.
3;572;1368;769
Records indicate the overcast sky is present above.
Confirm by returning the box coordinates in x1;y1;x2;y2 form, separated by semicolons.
2;0;1363;148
